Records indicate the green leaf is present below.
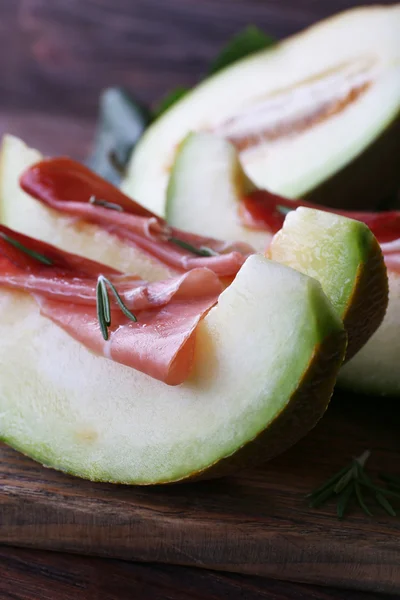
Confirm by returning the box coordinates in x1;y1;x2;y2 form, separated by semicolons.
153;87;190;119
0;232;53;266
375;492;396;517
86;87;150;185
208;26;276;75
337;482;355;519
354;481;373;517
306;463;351;500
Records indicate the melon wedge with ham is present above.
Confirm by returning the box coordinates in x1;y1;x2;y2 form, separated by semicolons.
0;135;173;281
0;135;250;283
0;227;346;483
0;134;388;366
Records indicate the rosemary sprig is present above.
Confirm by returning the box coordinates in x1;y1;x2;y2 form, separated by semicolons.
0;232;53;265
89;195;124;212
307;450;399;519
96;275;137;341
168;236;219;257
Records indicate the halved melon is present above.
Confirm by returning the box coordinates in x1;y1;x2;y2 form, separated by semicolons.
339;271;400;396
0;255;346;483
268;207;388;361
124;5;400;217
0;135;175;282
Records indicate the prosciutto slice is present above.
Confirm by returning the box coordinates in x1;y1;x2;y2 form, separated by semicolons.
0;226;222;385
20;158;252;276
239;189;400;272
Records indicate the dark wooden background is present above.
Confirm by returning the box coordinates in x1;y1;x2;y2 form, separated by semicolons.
1;1;398;598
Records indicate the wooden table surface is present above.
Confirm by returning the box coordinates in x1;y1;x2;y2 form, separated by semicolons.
0;546;393;600
1;1;398;598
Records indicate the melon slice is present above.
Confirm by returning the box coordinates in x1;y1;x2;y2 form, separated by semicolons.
0;135;175;282
268;207;388;361
0;255;346;484
339;271;400;397
124;5;400;217
166;132;269;252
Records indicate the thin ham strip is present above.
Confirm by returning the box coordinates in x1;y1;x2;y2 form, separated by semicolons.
19;157;154;217
239;189;400;272
239;190;400;245
20;158;252;276
39;296;216;385
0;225;222;385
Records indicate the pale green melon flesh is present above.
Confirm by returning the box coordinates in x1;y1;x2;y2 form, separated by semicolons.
339;272;400;396
269;207;374;320
0;135;175;282
166;132;269;252
0;256;344;484
124;5;400;217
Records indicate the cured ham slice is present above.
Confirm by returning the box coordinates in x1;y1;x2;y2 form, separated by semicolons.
239;190;400;244
20;158;252;277
0;225;222;385
238;189;400;271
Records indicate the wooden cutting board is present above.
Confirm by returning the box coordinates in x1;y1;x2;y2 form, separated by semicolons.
1;391;399;595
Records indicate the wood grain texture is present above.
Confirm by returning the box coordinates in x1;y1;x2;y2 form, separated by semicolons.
0;546;392;600
1;0;397;119
1;391;400;595
0;111;95;160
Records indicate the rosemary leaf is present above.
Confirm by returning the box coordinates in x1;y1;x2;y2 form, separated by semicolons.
306;450;398;520
96;276;137;340
337;482;355;519
308;484;336;509
96;279;109;341
199;246;219;257
306;464;351;499
103;277;137;323
168;236;218;257
354;481;373;517
0;232;53;266
89;195;124;212
361;481;400;500
355;449;371;469
375;492;396;517
334;464;356;494
99;277;111;326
